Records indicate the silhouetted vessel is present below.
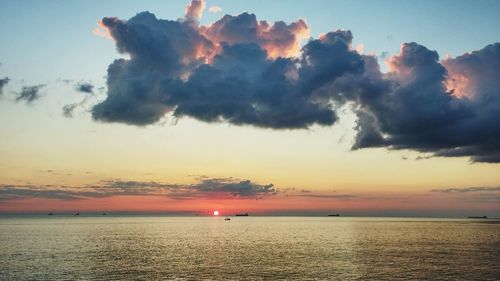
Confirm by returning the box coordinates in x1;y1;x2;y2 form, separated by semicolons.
328;214;340;217
102;212;106;216
224;217;231;221
48;212;53;216
235;213;249;216
468;216;488;219
74;212;80;216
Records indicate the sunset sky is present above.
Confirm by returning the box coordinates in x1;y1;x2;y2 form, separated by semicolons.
0;0;499;216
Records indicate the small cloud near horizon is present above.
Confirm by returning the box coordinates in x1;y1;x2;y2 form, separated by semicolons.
431;186;500;193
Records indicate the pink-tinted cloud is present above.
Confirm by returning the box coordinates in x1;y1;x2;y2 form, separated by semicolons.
443;45;500;101
185;0;205;22
201;13;309;59
92;20;113;40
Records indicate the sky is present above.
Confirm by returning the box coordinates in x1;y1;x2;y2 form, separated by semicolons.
0;0;499;216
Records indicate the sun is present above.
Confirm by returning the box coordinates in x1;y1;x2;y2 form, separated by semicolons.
213;210;220;216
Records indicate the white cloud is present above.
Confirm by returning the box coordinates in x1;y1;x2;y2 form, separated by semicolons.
208;5;222;13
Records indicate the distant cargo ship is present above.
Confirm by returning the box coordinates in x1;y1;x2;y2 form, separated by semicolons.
328;214;340;217
235;213;249;216
468;216;488;219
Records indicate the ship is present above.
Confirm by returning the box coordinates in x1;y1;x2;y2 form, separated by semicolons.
327;214;340;217
235;213;249;216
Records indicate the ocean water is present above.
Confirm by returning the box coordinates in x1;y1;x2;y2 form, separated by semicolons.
0;216;499;280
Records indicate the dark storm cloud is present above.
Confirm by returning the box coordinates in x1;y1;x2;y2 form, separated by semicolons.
0;77;10;95
89;0;500;163
15;84;46;104
0;177;277;201
172;40;339;129
90;6;342;128
75;82;95;94
350;43;500;163
431;186;500;193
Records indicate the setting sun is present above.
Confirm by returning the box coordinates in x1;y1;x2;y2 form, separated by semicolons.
213;210;219;216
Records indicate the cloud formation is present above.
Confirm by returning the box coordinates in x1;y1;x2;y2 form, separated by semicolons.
62;103;80;118
430;186;500;204
351;43;500;163
0;177;277;201
208;6;222;14
431;186;500;193
0;77;9;95
90;0;500;162
185;0;205;22
188;177;276;197
62;95;92;118
15;84;46;104
75;82;95;94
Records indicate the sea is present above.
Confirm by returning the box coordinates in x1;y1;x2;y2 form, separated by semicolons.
0;216;499;280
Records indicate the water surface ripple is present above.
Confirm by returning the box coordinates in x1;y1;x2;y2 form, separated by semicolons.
1;216;499;280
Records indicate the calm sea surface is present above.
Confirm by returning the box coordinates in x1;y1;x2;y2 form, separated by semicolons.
0;216;499;280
